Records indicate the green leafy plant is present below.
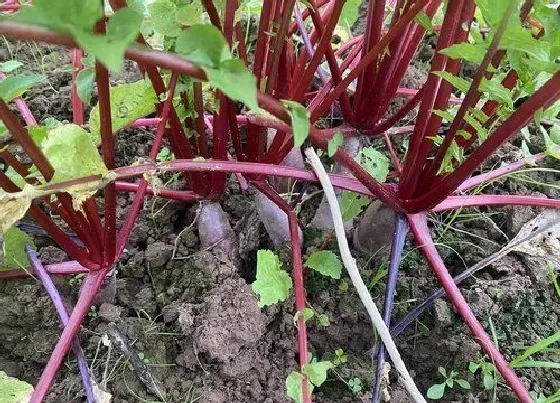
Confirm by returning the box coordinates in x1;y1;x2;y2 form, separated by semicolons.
427;367;471;400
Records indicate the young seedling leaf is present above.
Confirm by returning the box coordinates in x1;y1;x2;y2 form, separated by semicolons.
283;100;311;147
286;371;313;403
0;75;45;102
0;371;34;402
305;250;342;279
427;382;446;400
339;191;370;222
252;250;292;307
327;130;344;157
456;379;471;389
1;226;35;270
302;361;334;387
293;307;315;326
89;80;158;143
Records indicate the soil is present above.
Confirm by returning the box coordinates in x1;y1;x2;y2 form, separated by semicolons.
0;35;559;403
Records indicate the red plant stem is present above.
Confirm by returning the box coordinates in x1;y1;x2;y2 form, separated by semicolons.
398;0;466;199
30;269;109;402
406;70;560;212
209;94;231;196
71;49;85;125
384;133;402;174
456;153;546;192
116;73;180;257
364;88;424;136
424;0;516;186
201;0;221;27
407;213;532;403
354;0;386;111
0;171;95;268
432;194;560;212
312;0;434;121
252;181;310;403
291;0;344;100
0;260;89;280
95;59;117;266
294;4;328;84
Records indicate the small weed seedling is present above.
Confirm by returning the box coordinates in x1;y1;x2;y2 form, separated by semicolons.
427;367;471;400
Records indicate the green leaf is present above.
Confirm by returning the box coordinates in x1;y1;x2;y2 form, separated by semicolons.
543;128;560;160
4;167;27;189
358;147;390;182
511;330;560;366
1;226;35;270
339;0;361;27
0;185;36;235
205;59;259;110
252;250;292;307
440;42;487;64
282;100;310;147
0;371;34;402
483;374;495;390
176;24;231;68
294;307;315;325
302;361;334;387
339;191;370;221
433;71;470;93
468;362;480;373
427;382;446;400
327;130;343;157
0;75;45;102
76;67;95;105
41;124;108;209
42;124;107;183
176;1;204;26
286;371;313;403
89;80;158;143
456;379;471;389
0;60;23;73
305;250;342;279
479;79;513;108
148;0;182;37
0;121;7;138
415;10;433;32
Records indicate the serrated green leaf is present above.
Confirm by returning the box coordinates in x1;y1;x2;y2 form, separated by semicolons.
358;147;390;182
327;130;343;157
282;100;310;147
205;59;259;110
433;71;470;93
76;67;95;105
148;0;182;37
415;10;433;32
440;42;486;64
479;78;513;108
433;109;455;122
0;371;34;402
427;382;446;400
252;250;292;307
89;80;158;143
339;191;370;222
176;24;231;68
1;226;35;270
302;361;333;387
0;60;23;73
305;250;342;279
0;75;45;102
286;371;313;403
